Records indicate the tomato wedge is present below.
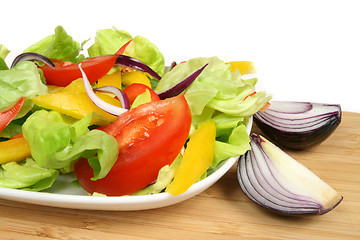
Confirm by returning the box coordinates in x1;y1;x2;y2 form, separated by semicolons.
40;55;118;87
74;95;192;196
123;83;160;105
0;97;25;133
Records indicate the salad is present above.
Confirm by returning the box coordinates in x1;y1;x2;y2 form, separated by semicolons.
0;26;271;197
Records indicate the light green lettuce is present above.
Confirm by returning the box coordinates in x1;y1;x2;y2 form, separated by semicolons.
22;110;119;180
24;25;86;63
0;44;9;70
0;61;47;117
88;27;165;76
0;158;59;191
87;27;132;57
0;60;47;138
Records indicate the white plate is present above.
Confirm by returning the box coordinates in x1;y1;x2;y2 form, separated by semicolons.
0;117;252;211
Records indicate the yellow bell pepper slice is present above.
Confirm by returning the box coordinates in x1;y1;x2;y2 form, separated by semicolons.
166;121;216;196
0;137;31;164
58;78;86;93
227;61;256;75
32;91;121;126
97;71;122;90
122;70;151;87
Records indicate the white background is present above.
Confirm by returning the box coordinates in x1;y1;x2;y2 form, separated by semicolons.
1;0;359;113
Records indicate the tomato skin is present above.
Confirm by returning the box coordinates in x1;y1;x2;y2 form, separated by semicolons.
123;83;160;105
74;95;191;196
40;55;118;87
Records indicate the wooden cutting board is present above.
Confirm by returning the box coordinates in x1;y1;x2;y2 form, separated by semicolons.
0;112;359;240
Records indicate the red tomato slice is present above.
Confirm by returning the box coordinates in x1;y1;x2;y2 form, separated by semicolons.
40;55;118;87
123;83;160;105
0;97;25;133
74;95;192;196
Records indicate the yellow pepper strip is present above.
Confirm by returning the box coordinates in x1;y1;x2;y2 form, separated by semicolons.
31;91;121;126
97;71;122;90
121;70;151;87
166;121;216;196
0;137;31;164
47;85;63;93
58;78;86;93
227;61;256;75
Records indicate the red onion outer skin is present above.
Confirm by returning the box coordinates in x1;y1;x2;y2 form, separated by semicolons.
254;101;342;149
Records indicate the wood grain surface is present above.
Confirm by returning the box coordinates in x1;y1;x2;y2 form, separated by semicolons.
0;111;359;240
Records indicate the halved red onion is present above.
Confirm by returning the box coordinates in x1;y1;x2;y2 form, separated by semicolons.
156;63;208;99
116;55;161;80
11;52;55;68
94;86;130;110
79;63;128;116
237;133;343;215
254;101;341;149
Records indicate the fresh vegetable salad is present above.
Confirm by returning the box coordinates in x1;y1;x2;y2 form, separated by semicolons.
0;26;271;196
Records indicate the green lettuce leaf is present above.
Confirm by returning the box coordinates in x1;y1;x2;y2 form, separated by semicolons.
0;158;59;191
0;61;47;112
210;124;251;172
0;44;9;70
87;27;132;57
123;35;165;76
88;27;165;76
24;25;85;63
22;110;119;180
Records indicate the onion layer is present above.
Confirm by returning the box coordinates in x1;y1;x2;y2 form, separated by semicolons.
156;64;208;99
11;52;55;68
237;133;343;215
79;63;128;116
94;86;130;110
116;55;161;80
254;101;341;149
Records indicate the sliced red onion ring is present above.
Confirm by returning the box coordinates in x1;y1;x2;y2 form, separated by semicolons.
94;86;130;110
79;63;128;116
11;52;55;68
116;55;161;80
254;101;341;149
237;133;343;215
156;63;208;99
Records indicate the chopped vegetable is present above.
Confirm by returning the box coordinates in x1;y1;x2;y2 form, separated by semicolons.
166;121;216;196
11;52;55;69
0;97;25;133
39;55;118;87
123;83;160;105
121;70;151;87
0;137;31;164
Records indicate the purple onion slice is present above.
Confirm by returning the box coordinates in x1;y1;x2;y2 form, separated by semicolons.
254;101;341;149
94;86;130;110
116;55;161;80
79;63;128;116
237;133;343;215
11;52;55;68
156;63;208;99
